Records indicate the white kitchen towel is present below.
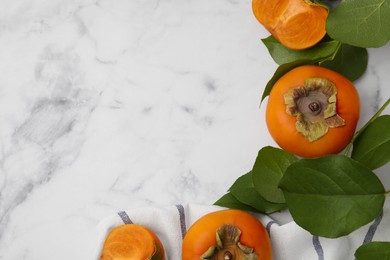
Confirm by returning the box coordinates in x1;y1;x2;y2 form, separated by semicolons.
94;201;390;260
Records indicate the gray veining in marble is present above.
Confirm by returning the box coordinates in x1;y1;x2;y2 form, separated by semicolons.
0;0;389;259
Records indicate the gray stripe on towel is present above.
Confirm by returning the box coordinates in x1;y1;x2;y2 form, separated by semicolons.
265;220;276;238
118;211;133;224
313;236;324;260
175;204;187;239
362;210;383;245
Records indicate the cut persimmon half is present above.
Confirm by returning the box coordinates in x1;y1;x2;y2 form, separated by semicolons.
252;0;328;50
100;224;165;260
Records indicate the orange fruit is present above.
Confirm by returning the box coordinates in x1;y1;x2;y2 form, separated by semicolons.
266;65;360;158
252;0;328;50
182;209;272;260
100;224;165;260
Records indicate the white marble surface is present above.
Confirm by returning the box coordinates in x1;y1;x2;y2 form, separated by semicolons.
0;0;389;259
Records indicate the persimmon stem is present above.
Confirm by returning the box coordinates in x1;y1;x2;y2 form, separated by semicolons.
344;98;390;157
344;98;390;156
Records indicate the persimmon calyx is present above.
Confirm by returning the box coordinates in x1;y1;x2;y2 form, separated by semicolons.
304;0;329;9
149;242;164;260
284;77;345;142
201;225;257;260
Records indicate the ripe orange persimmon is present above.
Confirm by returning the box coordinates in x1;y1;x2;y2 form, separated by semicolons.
182;209;272;260
266;65;360;158
100;224;165;260
252;0;328;50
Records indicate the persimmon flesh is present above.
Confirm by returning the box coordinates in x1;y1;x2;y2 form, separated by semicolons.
182;209;272;260
252;0;328;50
100;224;165;260
266;65;360;158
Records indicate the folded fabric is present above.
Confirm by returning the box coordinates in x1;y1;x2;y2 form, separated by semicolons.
94;201;390;260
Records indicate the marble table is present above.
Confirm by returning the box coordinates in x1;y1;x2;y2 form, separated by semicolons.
1;0;389;259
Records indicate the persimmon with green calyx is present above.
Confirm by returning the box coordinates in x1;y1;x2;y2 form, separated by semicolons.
266;65;360;158
252;0;328;50
100;224;165;260
182;209;272;260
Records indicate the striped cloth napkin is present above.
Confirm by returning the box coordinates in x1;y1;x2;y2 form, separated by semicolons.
94;201;390;260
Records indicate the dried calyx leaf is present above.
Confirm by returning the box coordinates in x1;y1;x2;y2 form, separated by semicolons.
284;77;345;142
304;0;329;9
150;242;164;260
201;225;257;260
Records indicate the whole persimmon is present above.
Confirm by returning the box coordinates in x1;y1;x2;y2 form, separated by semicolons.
182;209;272;260
100;224;165;260
252;0;328;50
266;65;360;158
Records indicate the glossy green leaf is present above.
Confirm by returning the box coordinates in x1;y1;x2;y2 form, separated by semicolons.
262;36;340;65
279;155;386;238
229;172;286;214
355;242;390;260
214;192;258;212
326;0;390;48
352;115;390;170
320;44;368;81
252;146;298;204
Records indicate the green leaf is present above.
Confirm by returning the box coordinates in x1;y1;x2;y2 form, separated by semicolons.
352;115;390;170
261;59;312;102
260;37;344;102
320;44;368;81
252;146;298;204
262;36;340;65
229;172;287;214
214;192;259;212
355;242;390;260
279;155;386;238
326;0;390;48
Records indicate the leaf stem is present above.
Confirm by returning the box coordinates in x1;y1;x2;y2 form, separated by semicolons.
318;41;342;66
344;98;390;156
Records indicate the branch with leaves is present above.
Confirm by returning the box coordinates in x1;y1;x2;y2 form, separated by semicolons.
215;0;390;258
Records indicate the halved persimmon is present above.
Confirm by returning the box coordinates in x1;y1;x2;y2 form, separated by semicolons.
100;224;165;260
252;0;328;50
266;65;360;158
182;209;272;260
